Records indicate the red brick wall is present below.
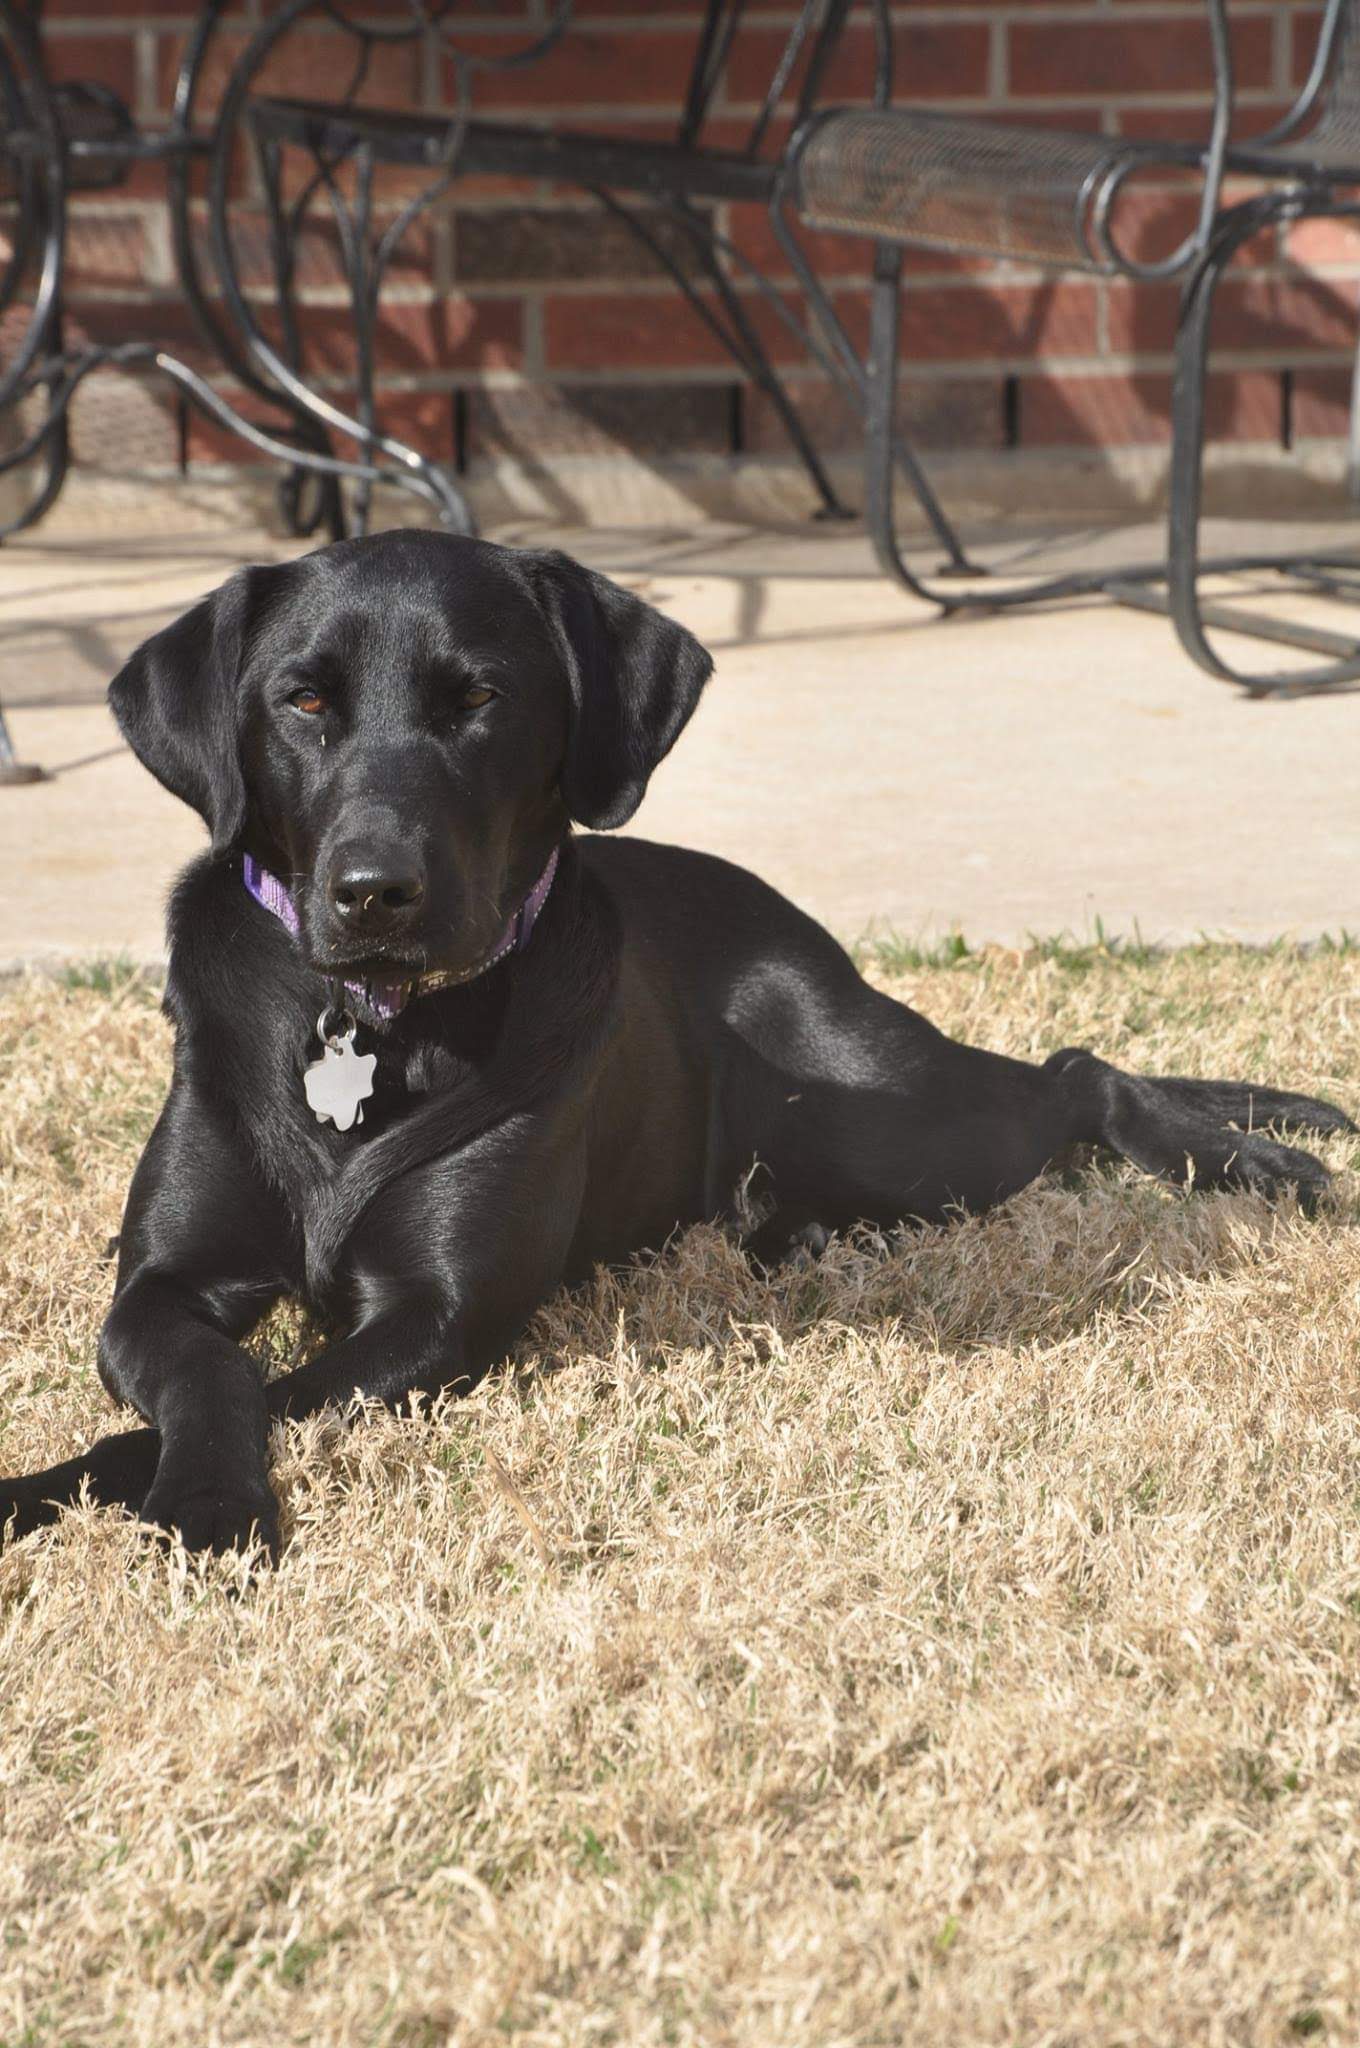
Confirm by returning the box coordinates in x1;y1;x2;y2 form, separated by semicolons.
32;1;1355;483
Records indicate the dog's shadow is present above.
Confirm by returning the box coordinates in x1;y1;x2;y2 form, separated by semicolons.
240;1154;1353;1448
498;1156;1356;1401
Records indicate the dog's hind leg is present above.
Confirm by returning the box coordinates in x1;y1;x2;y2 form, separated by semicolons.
727;1033;1100;1249
729;1021;1348;1259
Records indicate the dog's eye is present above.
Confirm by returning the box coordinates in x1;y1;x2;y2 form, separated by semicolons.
458;685;496;712
288;687;327;716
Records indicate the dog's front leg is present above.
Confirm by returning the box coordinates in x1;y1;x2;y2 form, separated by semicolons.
2;1116;584;1559
0;1091;294;1557
92;1093;296;1556
1;1294;486;1561
264;1120;587;1427
98;1274;284;1557
1;1268;286;1557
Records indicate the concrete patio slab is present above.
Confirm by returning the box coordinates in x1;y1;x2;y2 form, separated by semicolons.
2;490;1358;967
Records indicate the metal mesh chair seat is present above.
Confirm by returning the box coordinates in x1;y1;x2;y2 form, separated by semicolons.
1;82;137;199
1225;1;1360;183
1225;114;1360;184
793;108;1200;273
1212;108;1360;182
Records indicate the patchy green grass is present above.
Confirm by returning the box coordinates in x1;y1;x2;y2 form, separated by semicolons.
52;957;159;1000
851;921;1360;978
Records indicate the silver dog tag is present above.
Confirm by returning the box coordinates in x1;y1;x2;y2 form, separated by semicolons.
304;1010;376;1131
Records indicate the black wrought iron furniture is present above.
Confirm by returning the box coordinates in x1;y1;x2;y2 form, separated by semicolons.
204;0;872;550
4;0;1360;799
786;0;1360;695
0;0;574;782
193;0;1360;699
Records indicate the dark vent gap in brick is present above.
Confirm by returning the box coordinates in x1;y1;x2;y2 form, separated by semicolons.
1003;374;1020;451
453;388;469;475
727;383;744;456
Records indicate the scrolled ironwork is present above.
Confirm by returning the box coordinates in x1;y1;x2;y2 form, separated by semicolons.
200;0;579;538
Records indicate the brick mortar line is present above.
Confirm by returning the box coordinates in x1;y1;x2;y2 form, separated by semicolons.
167;349;1352;390
203;177;1267;216
39;5;1291;23
45;94;1297;128
136;89;1291;131
244;264;1360;297
60;262;1360;302
539;355;1359;379
40;10;514;28
36;6;1301;35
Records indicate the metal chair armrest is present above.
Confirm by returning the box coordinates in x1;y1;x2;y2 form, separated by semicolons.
790;108;1211;276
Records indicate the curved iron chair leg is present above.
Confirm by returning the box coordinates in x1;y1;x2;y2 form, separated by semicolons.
249;125;349;541
592;187;852;521
1167;193;1360;695
771;190;979;571
1;339;469;522
859;202;1360;690
0;4;64;779
864;243;969;603
0;701;46;784
855;222;1198;614
0;0;67;559
0;384;71;541
681;212;851;520
0;4;64;419
0;301;73;543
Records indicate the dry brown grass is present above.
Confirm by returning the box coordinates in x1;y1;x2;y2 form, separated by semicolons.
3;944;1360;2048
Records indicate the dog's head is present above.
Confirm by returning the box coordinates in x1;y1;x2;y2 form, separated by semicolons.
109;531;712;982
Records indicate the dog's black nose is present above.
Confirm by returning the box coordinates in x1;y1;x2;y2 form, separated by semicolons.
328;856;425;931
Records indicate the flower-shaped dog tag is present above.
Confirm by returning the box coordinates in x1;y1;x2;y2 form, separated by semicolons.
304;1010;376;1131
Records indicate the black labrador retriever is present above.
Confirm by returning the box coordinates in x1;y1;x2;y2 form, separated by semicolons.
2;530;1350;1558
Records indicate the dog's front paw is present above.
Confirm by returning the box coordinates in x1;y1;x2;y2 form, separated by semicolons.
139;1473;280;1562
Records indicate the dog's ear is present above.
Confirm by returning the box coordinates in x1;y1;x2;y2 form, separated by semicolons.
529;551;713;830
108;567;275;850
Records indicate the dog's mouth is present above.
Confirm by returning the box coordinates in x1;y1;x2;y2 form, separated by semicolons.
309;946;426;978
307;932;503;994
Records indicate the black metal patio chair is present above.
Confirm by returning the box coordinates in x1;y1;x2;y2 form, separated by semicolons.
198;0;1173;586
787;0;1360;694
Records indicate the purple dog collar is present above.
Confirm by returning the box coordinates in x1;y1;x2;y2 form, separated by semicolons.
242;844;560;1022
